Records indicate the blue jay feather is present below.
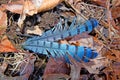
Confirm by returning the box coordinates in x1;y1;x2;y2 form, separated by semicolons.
27;18;98;42
22;18;99;63
22;40;98;63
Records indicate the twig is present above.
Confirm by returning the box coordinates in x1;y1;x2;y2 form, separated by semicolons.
106;0;112;39
94;28;108;43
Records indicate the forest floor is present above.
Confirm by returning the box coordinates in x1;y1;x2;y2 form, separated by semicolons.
0;0;120;80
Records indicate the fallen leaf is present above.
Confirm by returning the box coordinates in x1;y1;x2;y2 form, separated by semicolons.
69;33;94;47
91;0;107;7
1;0;63;15
43;74;70;80
111;7;120;19
0;0;24;14
43;57;70;78
0;36;17;52
0;10;7;35
37;0;63;13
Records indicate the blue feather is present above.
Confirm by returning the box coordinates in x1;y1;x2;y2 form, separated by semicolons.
27;18;98;42
22;18;99;63
22;40;98;63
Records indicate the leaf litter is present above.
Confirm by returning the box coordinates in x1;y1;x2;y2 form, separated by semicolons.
0;0;120;80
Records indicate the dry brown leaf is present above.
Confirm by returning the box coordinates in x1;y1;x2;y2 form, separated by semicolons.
1;0;63;15
1;0;24;14
91;0;107;7
0;36;17;52
68;33;105;53
43;74;70;80
69;33;94;47
37;0;63;13
0;10;7;35
111;7;120;19
43;57;70;79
